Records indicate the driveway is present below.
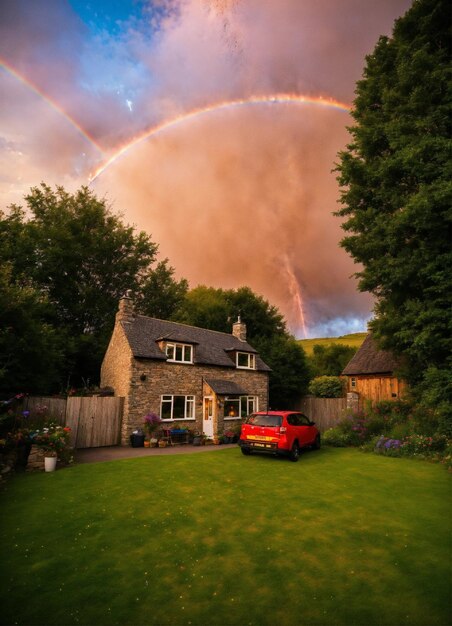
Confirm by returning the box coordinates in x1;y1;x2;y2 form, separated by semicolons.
75;443;237;464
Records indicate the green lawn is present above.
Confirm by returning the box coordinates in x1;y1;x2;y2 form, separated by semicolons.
298;332;367;356
1;448;450;626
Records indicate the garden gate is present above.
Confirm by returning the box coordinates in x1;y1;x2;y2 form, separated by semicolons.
25;396;124;448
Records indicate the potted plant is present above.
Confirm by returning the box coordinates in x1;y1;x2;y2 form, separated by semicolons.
34;424;72;471
143;412;162;444
224;430;234;444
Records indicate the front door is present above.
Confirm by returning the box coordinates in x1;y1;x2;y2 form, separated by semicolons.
203;396;214;438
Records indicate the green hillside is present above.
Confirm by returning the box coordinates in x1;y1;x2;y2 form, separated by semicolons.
298;332;367;356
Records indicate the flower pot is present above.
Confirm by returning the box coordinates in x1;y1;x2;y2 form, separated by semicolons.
144;440;150;448
44;456;57;472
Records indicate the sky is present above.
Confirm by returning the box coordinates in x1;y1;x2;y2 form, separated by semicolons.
0;0;412;338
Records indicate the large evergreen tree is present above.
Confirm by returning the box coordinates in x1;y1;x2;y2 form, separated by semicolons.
335;0;451;423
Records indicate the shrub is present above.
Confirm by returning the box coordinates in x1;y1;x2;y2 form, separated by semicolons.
323;427;351;447
401;434;448;456
308;376;345;398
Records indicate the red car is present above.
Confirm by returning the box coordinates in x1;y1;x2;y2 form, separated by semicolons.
238;411;320;462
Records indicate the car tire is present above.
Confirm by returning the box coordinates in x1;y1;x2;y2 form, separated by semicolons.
313;434;321;450
241;446;252;456
289;442;300;462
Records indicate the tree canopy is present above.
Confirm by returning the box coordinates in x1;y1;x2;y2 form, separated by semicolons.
0;184;187;393
308;344;357;378
335;0;451;422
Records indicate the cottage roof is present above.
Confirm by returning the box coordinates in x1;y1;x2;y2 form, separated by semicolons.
342;334;401;376
205;379;250;395
121;316;271;371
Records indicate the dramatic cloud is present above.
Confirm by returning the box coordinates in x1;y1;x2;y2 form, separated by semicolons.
0;0;412;336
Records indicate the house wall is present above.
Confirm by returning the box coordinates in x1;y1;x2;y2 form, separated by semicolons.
100;323;133;444
125;359;268;445
347;374;407;403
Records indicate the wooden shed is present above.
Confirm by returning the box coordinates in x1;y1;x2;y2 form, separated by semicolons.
342;334;407;404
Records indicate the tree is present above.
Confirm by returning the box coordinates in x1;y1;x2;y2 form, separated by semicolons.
308;376;345;398
257;335;310;409
335;0;452;422
308;344;357;377
136;260;188;319
0;263;64;394
1;184;187;391
24;184;158;337
174;285;309;407
173;286;231;332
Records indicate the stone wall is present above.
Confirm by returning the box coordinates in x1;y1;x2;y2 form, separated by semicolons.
123;358;268;445
100;322;133;445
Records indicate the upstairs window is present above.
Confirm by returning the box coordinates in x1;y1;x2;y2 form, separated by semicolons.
236;352;255;369
166;342;193;364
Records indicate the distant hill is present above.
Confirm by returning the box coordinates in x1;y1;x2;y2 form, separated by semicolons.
298;332;367;356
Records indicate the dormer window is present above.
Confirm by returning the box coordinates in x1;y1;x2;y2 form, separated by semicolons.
166;342;193;364
236;351;255;370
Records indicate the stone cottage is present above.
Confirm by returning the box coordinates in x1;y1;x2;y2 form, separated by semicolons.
101;294;271;445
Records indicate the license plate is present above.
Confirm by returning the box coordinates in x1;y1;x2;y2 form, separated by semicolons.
246;435;275;441
253;442;273;448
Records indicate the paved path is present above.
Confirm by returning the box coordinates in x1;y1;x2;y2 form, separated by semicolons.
75;443;237;464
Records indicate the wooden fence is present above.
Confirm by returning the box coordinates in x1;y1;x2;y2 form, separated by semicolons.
24;396;124;449
294;396;348;433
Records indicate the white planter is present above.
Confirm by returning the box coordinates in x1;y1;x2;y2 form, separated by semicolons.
44;456;57;472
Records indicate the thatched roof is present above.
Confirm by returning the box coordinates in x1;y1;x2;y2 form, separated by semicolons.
342;334;401;376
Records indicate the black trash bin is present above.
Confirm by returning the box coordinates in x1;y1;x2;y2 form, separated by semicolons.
130;429;145;448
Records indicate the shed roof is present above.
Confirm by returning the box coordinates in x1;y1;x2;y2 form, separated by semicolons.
121;315;271;371
342;334;401;376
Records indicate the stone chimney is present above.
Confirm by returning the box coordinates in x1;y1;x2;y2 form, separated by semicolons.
116;290;135;324
232;315;247;342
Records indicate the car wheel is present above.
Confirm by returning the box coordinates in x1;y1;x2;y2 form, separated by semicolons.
289;442;300;462
313;434;321;450
241;446;252;456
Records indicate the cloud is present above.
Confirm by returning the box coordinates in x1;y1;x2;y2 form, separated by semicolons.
0;0;411;336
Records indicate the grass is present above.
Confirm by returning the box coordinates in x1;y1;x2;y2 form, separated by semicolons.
298;332;367;356
1;447;450;626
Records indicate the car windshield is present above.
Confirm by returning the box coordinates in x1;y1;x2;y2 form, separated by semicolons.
246;414;282;427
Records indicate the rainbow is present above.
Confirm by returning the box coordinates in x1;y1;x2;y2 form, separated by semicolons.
89;93;351;181
0;58;104;152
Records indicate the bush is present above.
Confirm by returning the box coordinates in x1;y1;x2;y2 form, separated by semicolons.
323;427;351;447
325;399;452;469
308;376;345;398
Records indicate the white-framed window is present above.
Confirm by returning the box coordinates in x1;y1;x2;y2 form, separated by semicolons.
351;377;356;388
161;395;195;420
165;342;193;364
236;351;256;369
224;395;258;419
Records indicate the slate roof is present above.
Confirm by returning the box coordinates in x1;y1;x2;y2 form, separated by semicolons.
342;334;401;376
205;379;250;395
121;315;271;371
